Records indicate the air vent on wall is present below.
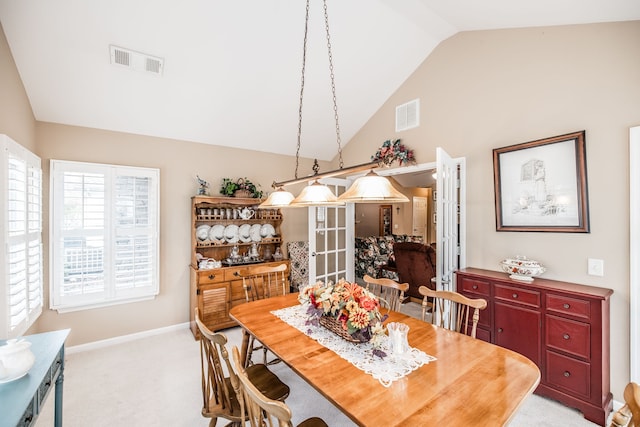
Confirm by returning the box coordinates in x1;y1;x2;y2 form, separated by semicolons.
396;98;420;132
109;45;164;76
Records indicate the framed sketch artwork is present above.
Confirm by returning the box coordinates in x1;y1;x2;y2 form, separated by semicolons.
493;131;589;232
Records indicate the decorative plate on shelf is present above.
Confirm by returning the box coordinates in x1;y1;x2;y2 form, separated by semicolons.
210;224;225;241
250;224;262;242
224;224;239;243
195;225;210;241
260;223;275;238
239;224;251;238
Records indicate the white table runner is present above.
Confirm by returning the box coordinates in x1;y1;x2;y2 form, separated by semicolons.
271;305;436;387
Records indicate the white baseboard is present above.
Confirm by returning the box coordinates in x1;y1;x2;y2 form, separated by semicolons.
66;322;191;355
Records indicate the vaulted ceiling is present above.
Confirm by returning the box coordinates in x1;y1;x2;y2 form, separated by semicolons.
1;1;638;161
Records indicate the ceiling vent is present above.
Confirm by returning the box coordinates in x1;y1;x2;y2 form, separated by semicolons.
109;45;164;76
395;98;420;132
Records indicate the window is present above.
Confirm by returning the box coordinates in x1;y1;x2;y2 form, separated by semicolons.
0;135;43;339
50;160;159;312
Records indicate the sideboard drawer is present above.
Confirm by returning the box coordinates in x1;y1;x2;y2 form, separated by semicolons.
546;315;590;359
546;350;591;399
197;269;225;285
546;294;591;321
459;277;491;297
495;284;540;308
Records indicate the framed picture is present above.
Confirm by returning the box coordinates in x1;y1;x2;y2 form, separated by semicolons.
493;130;589;233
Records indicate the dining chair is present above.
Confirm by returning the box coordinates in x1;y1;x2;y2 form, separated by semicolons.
610;382;640;427
195;308;290;427
235;262;288;366
230;346;329;427
418;286;487;339
362;274;409;312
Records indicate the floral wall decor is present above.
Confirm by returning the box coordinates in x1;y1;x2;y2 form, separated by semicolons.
371;139;416;166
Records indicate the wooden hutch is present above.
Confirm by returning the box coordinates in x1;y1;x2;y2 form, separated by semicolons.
189;196;289;338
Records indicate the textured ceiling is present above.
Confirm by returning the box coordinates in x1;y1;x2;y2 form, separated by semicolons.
1;0;638;161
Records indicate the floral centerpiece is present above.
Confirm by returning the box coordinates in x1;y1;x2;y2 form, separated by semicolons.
371;139;416;166
299;279;388;357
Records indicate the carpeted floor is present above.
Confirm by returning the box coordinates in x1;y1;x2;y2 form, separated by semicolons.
34;302;600;427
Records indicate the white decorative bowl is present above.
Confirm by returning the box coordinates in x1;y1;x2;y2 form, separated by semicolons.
500;256;546;282
0;339;35;383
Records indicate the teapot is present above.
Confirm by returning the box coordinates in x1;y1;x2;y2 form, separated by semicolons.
0;338;36;382
237;207;255;220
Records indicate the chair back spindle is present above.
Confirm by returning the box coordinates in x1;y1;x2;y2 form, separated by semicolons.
418;286;487;339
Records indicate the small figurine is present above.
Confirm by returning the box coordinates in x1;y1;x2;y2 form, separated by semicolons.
196;175;209;196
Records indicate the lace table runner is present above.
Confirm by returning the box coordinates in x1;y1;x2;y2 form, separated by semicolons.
271;305;436;387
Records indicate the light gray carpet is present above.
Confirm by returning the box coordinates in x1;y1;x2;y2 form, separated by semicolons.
34;303;599;427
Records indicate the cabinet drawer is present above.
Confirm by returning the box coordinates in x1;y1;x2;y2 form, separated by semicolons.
546;315;590;359
546;294;591;321
546;350;591;399
495;284;540;308
458;277;491;297
197;269;225;284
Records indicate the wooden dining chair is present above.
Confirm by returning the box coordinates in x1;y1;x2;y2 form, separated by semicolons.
235;262;288;366
418;286;487;339
610;382;640;427
230;346;329;427
363;274;409;312
195;308;290;427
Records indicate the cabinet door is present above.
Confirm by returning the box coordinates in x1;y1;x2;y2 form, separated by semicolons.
495;302;542;367
199;282;232;330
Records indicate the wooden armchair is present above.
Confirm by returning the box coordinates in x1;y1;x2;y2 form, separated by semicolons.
235;262;288;366
610;382;640;427
418;286;487;339
363;274;409;312
195;308;290;427
230;346;328;427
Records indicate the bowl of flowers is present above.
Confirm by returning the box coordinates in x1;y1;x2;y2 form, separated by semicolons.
298;279;388;354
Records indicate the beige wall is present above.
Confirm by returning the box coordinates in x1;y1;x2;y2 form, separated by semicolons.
34;123;320;345
342;21;640;400
0;22;35;149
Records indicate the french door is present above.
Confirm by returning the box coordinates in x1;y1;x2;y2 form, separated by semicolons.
307;178;354;284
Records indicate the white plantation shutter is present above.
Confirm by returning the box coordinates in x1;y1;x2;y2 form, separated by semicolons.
51;160;159;312
1;135;42;339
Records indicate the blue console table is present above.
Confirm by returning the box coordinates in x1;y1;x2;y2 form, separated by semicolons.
0;329;70;427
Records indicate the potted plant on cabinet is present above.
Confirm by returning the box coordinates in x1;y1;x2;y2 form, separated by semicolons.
219;178;263;198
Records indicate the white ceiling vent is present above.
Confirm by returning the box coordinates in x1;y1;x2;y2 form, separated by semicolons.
109;45;164;76
395;98;420;132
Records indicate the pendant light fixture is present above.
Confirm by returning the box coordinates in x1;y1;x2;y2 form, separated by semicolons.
260;0;410;208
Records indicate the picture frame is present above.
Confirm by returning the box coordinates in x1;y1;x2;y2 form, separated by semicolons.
493;130;589;233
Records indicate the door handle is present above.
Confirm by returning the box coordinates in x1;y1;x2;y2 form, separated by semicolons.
311;252;316;257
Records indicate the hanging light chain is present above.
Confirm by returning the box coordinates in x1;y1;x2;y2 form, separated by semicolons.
323;0;343;169
295;0;311;179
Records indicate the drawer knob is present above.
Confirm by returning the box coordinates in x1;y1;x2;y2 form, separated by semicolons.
563;333;570;340
208;274;216;280
563;303;570;309
498;328;504;333
472;285;478;290
563;371;571;378
512;293;518;299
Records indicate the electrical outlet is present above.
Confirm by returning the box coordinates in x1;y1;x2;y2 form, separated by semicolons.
588;258;604;276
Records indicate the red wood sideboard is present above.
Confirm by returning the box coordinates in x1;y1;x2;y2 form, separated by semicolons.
456;267;613;426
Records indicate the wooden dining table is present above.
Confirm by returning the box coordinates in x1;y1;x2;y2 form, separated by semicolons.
230;293;541;426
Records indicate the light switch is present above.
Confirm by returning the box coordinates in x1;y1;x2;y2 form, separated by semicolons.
588;258;604;276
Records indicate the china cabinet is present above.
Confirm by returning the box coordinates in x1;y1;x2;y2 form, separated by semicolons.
456;267;613;426
189;196;289;338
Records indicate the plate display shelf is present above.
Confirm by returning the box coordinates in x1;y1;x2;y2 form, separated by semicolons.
189;196;289;339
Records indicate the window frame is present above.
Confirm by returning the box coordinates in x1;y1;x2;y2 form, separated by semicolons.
49;159;160;313
0;135;43;339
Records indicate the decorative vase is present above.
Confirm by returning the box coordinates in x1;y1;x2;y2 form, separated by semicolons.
318;316;368;343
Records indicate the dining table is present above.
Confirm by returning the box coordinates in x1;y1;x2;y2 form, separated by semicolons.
230;293;541;426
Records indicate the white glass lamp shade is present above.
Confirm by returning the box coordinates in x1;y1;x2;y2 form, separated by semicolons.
338;170;409;203
290;181;345;206
259;187;295;208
